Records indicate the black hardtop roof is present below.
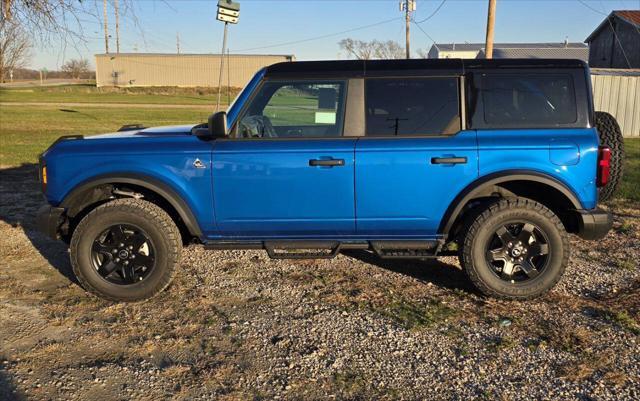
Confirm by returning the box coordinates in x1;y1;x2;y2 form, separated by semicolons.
264;58;588;78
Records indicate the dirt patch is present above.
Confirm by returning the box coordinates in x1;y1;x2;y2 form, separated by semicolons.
1;164;639;400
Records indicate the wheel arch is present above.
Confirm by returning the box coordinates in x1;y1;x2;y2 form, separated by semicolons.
60;173;203;240
440;171;583;238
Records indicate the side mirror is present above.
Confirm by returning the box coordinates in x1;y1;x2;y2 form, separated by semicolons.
209;111;228;138
194;111;227;139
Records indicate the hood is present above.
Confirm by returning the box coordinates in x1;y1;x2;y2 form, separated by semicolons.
85;124;196;139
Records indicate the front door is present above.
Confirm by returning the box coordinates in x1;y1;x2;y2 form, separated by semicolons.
355;76;479;238
212;80;356;238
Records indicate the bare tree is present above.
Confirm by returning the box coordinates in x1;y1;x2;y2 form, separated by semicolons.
339;39;376;60
61;58;90;79
339;39;405;60
373;40;404;59
0;19;32;82
0;0;138;46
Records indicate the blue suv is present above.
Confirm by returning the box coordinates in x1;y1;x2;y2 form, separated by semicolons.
37;59;617;302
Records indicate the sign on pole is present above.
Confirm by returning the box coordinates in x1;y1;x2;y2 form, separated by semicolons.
217;0;240;24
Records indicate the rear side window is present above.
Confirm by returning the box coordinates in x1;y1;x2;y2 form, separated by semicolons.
481;74;577;126
365;78;460;136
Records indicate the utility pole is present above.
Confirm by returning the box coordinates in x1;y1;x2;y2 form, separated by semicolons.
176;32;181;54
103;0;110;54
484;0;497;59
401;0;415;59
114;0;120;53
216;22;228;112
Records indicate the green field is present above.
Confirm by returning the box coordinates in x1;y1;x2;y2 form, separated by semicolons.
619;138;639;202
0;84;239;105
0;105;209;166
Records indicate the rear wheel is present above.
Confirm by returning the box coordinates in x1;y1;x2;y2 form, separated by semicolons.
459;197;569;300
70;198;181;302
595;111;625;202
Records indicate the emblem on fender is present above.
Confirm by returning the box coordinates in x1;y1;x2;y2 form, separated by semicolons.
193;158;206;169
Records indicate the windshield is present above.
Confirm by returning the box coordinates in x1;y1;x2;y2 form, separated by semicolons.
226;68;266;129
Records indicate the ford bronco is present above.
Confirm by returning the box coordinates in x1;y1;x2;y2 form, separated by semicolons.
37;59;623;302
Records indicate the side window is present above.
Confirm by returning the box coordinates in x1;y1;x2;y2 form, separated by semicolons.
365;78;460;136
481;74;577;126
237;81;345;138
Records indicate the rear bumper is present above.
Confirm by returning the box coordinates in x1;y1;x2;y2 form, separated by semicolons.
575;208;612;240
36;205;65;240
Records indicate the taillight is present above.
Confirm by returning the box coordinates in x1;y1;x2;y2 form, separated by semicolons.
597;146;611;187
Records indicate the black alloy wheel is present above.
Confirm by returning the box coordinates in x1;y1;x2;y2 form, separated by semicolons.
485;222;550;282
91;224;156;285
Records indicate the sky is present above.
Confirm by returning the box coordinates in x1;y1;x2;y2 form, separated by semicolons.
33;0;640;70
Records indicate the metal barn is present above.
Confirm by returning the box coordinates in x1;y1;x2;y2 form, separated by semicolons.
94;53;294;88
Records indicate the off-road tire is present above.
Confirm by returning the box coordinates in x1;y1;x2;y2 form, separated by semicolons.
459;197;570;300
595;111;625;202
70;198;182;302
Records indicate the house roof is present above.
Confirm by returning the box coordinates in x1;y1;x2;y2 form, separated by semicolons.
614;10;640;26
585;10;640;42
476;47;588;62
433;42;588;52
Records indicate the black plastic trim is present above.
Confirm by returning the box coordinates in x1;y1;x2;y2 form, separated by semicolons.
60;174;203;237
439;171;583;235
575;208;612;240
36;205;65;240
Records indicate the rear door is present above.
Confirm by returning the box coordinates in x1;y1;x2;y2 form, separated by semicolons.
212;80;357;238
355;76;478;238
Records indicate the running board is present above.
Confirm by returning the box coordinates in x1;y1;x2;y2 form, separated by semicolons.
203;240;441;260
203;240;369;259
370;240;440;259
265;241;341;259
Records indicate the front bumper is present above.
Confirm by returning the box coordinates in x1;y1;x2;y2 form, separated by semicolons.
575;208;612;240
36;205;65;240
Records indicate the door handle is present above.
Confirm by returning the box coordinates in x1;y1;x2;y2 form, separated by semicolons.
309;159;345;167
431;157;467;165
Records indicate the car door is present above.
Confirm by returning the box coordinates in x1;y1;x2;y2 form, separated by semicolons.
211;79;357;238
355;76;478;238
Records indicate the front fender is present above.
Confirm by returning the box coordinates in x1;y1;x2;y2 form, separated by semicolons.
44;138;213;237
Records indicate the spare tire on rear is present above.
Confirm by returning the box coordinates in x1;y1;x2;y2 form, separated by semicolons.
595;111;625;202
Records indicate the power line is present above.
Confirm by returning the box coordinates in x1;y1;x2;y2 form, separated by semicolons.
230;17;402;53
414;0;448;24
576;0;608;16
412;19;439;48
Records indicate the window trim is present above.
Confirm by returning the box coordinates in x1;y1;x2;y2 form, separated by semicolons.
362;76;464;138
480;72;578;127
230;78;349;140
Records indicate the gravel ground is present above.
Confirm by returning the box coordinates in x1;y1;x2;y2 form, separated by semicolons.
1;164;638;401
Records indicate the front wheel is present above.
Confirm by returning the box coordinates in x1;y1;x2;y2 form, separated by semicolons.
70;198;182;302
459;198;569;300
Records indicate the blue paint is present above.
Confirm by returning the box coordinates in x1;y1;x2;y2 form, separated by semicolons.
40;69;602;243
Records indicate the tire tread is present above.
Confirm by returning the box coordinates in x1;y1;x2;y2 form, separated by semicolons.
70;198;181;302
460;197;570;300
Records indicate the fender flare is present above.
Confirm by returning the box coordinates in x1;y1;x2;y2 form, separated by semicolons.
439;170;583;235
60;173;203;237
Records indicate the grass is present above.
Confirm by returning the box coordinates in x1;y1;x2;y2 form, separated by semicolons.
374;298;457;330
0;84;240;105
617;138;640;202
0;104;209;166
